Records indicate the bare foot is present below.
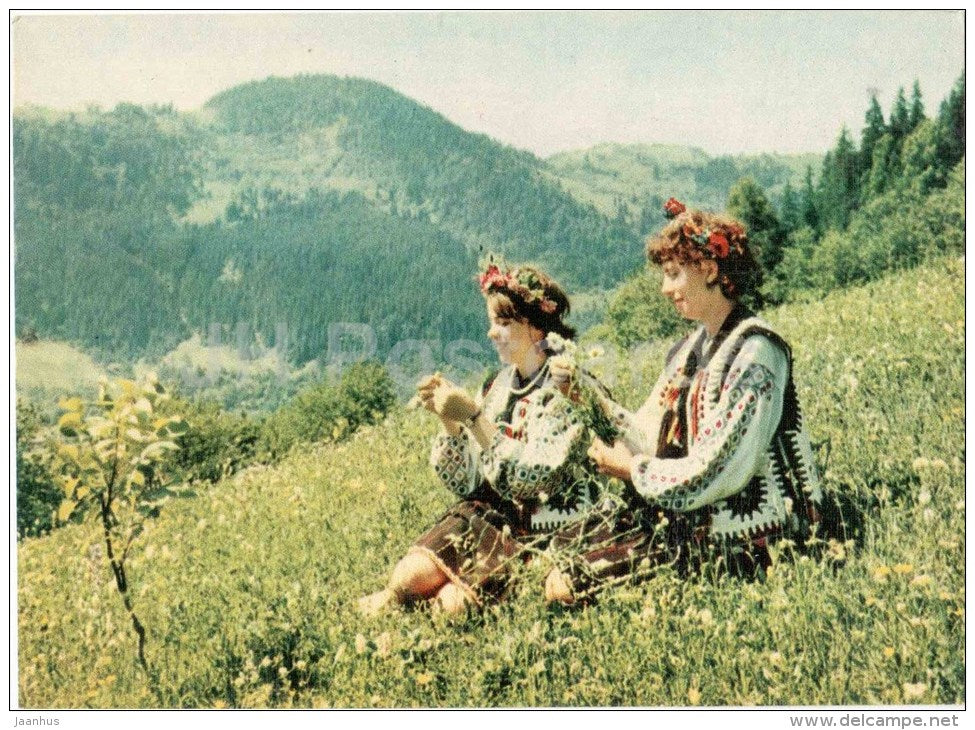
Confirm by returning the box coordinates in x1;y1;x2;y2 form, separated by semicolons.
432;583;469;615
544;568;575;605
357;589;395;616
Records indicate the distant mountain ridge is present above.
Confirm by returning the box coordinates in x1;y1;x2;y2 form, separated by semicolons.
15;73;815;370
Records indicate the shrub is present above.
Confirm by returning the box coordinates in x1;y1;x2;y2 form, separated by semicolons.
257;361;397;462
15;399;61;538
161;396;262;484
600;267;683;349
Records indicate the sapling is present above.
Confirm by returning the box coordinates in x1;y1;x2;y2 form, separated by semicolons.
47;373;189;678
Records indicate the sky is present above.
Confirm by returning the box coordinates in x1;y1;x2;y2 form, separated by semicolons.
11;10;966;157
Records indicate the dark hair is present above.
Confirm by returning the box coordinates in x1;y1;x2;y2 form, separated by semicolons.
646;209;761;300
484;265;576;340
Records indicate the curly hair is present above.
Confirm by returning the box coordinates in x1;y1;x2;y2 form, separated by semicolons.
646;209;761;301
483;265;576;340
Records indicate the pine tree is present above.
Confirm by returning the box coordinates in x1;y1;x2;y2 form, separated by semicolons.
726;177;786;273
889;87;912;145
860;94;886;182
935;71;965;172
908;79;925;130
800;165;820;235
863;133;895;201
815;127;860;231
779;181;802;234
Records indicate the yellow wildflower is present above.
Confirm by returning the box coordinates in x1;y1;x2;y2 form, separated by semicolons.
375;631;393;658
354;633;368;654
892;563;914;575
872;566;891;582
911;574;932;587
415;672;434;686
687;686;701;705
882;647;895;659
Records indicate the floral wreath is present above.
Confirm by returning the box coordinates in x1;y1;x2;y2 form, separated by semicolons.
478;257;559;314
662;197;744;260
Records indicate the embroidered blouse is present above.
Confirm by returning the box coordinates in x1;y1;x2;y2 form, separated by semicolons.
430;363;595;532
605;306;822;541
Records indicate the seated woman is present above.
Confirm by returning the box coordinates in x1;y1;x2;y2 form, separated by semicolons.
546;199;822;604
359;261;600;615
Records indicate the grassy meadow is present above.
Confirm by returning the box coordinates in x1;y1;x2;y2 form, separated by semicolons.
17;257;964;707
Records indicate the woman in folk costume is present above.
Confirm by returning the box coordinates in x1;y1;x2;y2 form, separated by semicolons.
359;261;601;615
545;199;823;605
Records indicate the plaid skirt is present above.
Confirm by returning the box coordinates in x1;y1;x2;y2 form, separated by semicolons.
547;502;773;602
409;499;538;605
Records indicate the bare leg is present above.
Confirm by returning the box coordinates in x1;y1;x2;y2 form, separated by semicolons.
544;567;575;605
358;552;449;616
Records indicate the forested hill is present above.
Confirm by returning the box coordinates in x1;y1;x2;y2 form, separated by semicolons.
14;73;816;368
201;75;640;289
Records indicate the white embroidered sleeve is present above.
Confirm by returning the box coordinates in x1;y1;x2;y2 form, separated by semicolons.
479;391;585;501
629;338;788;512
430;429;482;497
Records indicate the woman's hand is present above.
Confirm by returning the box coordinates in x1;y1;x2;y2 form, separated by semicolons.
416;374;478;433
587;437;635;481
432;383;478;423
548;354;576;396
416;373;444;414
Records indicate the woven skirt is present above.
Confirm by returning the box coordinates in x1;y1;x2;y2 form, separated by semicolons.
548;503;772;601
409;499;535;605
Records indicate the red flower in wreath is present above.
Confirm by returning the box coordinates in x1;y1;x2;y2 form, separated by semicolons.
663;197;686;219
479;265;509;291
707;231;730;258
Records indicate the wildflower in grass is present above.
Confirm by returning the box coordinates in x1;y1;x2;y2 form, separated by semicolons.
415;672;434;686
375;631;393;658
892;563;913;575
883;647;896;659
902;682;927;700
911;575;932;588
872;566;891;582
912;457;931;470
917;490;931;506
687;686;701;705
354;633;368;654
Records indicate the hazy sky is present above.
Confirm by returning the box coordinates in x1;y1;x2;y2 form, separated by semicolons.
12;10;965;156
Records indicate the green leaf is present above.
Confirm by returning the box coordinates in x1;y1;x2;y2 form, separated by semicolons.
58;412;83;434
139;441;179;461
56;499;77;523
61;475;79;498
58;396;83;413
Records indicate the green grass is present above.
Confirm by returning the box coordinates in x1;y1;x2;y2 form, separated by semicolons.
15;339;109;410
17;258;964;707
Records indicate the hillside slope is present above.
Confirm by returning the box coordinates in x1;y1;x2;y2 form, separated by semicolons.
545;142;820;218
18;257;964;707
